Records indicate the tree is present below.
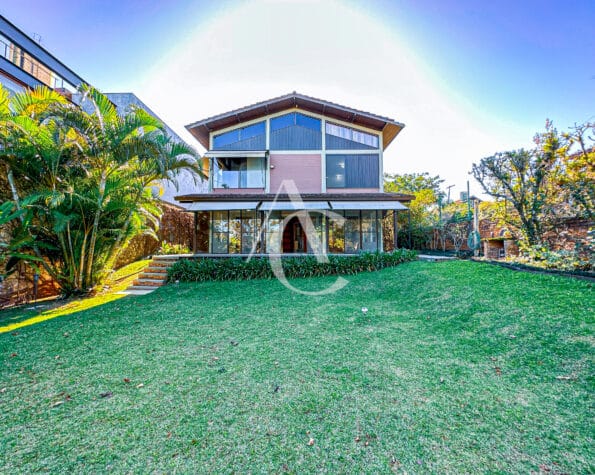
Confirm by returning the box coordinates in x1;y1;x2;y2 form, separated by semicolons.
384;172;443;195
560;122;594;219
0;85;204;294
384;172;444;249
471;121;566;246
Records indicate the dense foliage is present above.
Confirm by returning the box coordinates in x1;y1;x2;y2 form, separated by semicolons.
167;249;418;283
0;85;203;293
471;120;594;246
384;172;445;249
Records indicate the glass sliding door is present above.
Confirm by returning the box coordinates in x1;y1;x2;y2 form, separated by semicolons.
344;210;361;253
361;210;379;251
211;211;229;253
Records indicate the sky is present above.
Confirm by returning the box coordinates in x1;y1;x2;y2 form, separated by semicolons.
2;0;594;198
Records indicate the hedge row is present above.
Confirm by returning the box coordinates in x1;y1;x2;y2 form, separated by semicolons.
167;249;418;283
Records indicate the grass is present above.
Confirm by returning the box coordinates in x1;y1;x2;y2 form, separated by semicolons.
0;260;593;473
0;259;150;333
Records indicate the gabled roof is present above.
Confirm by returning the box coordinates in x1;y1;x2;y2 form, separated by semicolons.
185;92;405;151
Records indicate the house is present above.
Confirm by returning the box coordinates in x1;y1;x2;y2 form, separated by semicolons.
177;92;413;254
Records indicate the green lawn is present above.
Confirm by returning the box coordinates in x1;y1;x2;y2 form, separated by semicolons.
0;260;593;473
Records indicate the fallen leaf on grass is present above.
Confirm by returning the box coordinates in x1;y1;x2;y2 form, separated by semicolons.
307;438;315;446
494;366;502;376
10;353;17;357
123;378;130;383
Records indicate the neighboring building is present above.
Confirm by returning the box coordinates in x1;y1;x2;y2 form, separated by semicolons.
177;92;413;254
0;14;204;205
0;15;84;96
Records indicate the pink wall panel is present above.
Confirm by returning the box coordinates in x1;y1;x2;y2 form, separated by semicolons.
270;154;322;194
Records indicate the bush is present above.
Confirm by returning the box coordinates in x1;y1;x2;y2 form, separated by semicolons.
167;249;418;283
155;241;191;255
512;242;594;272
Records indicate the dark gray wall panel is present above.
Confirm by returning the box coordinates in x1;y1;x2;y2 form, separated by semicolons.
270;125;322;150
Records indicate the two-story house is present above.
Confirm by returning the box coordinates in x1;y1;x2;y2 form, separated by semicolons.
177;92;413;255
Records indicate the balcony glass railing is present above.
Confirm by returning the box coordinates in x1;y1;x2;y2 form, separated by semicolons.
0;34;77;93
213;157;265;189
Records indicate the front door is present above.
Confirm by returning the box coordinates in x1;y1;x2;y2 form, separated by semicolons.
282;217;307;253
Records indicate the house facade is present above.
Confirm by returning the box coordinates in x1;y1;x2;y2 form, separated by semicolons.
177;92;413;255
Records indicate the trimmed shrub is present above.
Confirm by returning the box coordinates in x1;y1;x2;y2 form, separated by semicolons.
167;249;418;283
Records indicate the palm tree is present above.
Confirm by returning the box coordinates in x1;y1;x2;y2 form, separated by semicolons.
0;84;204;294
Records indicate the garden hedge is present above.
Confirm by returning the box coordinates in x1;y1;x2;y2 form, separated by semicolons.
167;249;418;283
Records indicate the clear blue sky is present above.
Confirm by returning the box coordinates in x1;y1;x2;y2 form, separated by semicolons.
2;0;594;195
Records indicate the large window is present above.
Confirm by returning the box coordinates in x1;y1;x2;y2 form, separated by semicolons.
326;154;379;188
270;112;322;150
327;210;380;253
211;210;259;254
212;121;266;150
213;157;265;189
361;210;379;251
326;123;379;150
211;211;229;253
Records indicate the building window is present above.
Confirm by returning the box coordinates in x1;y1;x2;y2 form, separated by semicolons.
211;211;229;253
342;211;360;253
213;157;265;189
326;154;379;188
211;210;259;254
325;123;379;149
212;121;266;150
0;34;76;92
328;214;345;253
361;210;379;251
270;112;322;150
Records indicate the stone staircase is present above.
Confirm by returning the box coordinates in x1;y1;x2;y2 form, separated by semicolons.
125;255;182;293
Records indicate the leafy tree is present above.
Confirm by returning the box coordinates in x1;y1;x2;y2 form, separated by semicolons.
384;172;444;195
384;172;445;249
560;122;594;219
471;121;566;246
0;85;204;294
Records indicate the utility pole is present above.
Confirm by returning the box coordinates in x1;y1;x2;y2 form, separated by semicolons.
446;185;454;204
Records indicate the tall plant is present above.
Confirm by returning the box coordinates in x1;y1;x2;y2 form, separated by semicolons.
0;85;204;294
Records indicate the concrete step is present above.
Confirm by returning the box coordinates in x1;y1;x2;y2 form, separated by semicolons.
144;267;168;274
133;279;165;287
150;261;177;268
139;272;167;279
125;285;159;291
